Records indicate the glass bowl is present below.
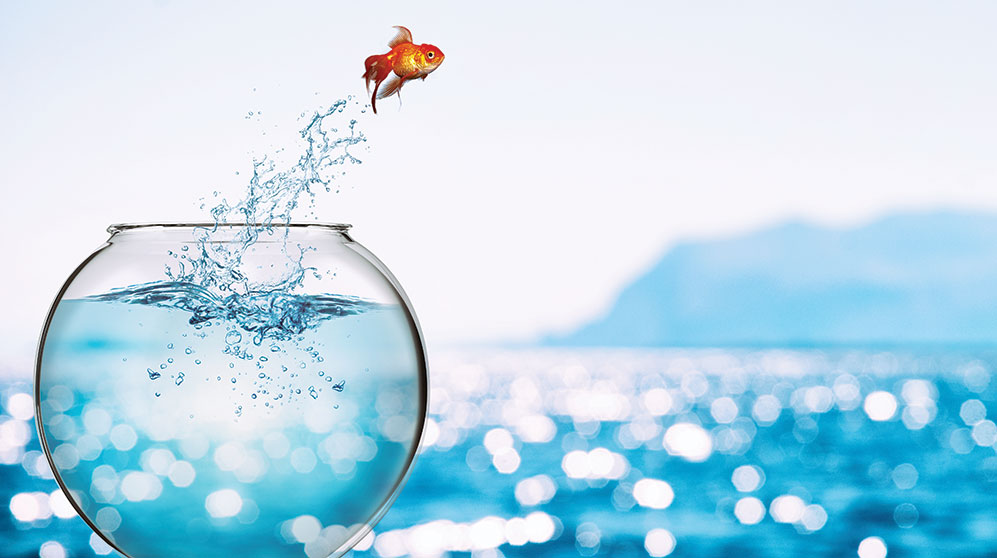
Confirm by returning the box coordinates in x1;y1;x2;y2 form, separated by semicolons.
34;223;427;558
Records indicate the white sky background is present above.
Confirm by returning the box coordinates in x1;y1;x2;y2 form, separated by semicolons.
2;1;997;371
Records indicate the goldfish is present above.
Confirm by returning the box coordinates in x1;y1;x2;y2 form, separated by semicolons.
363;26;444;114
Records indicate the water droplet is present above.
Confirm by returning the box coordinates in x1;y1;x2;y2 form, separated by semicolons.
225;330;243;345
251;393;258;399
231;378;237;384
185;348;193;354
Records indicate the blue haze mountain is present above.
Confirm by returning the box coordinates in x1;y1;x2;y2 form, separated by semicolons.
552;212;997;347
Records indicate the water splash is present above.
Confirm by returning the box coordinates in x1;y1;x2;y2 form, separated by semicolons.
86;282;382;345
93;98;372;346
168;98;366;297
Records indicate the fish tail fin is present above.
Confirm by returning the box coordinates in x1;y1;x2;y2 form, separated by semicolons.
363;54;394;114
363;55;388;93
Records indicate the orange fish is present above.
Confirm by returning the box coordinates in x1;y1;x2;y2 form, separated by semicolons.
363;26;444;114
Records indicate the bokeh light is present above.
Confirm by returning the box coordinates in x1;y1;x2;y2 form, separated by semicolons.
858;536;888;558
644;528;676;557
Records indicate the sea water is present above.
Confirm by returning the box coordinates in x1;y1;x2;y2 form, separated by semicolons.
13;347;997;557
34;99;426;558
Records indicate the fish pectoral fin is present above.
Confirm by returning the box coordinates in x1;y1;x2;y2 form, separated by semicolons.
388;26;413;48
376;75;406;100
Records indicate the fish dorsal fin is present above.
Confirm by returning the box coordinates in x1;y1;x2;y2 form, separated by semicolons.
388;26;413;48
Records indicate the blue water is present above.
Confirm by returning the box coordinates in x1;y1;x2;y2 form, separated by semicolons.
34;294;423;558
10;347;997;557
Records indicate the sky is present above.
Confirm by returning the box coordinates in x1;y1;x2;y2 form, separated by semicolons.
2;1;997;371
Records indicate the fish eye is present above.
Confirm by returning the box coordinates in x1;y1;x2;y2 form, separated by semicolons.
427;51;435;59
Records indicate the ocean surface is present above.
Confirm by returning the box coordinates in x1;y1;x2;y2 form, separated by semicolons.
5;347;997;557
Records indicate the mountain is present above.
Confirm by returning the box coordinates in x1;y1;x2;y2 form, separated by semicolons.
550;211;997;347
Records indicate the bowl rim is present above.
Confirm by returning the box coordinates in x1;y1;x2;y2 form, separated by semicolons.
107;222;352;234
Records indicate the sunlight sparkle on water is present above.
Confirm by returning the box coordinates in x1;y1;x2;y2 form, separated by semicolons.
864;391;898;421
731;464;764;492
734;497;766;525
770;494;806;523
205;488;243;518
644;528;676;557
633;478;674;509
39;541;66;558
90;533;114;555
6;393;34;421
663;423;712;462
858;536;888;558
514;474;556;507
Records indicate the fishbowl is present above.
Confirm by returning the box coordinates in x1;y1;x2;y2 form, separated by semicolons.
34;223;427;558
